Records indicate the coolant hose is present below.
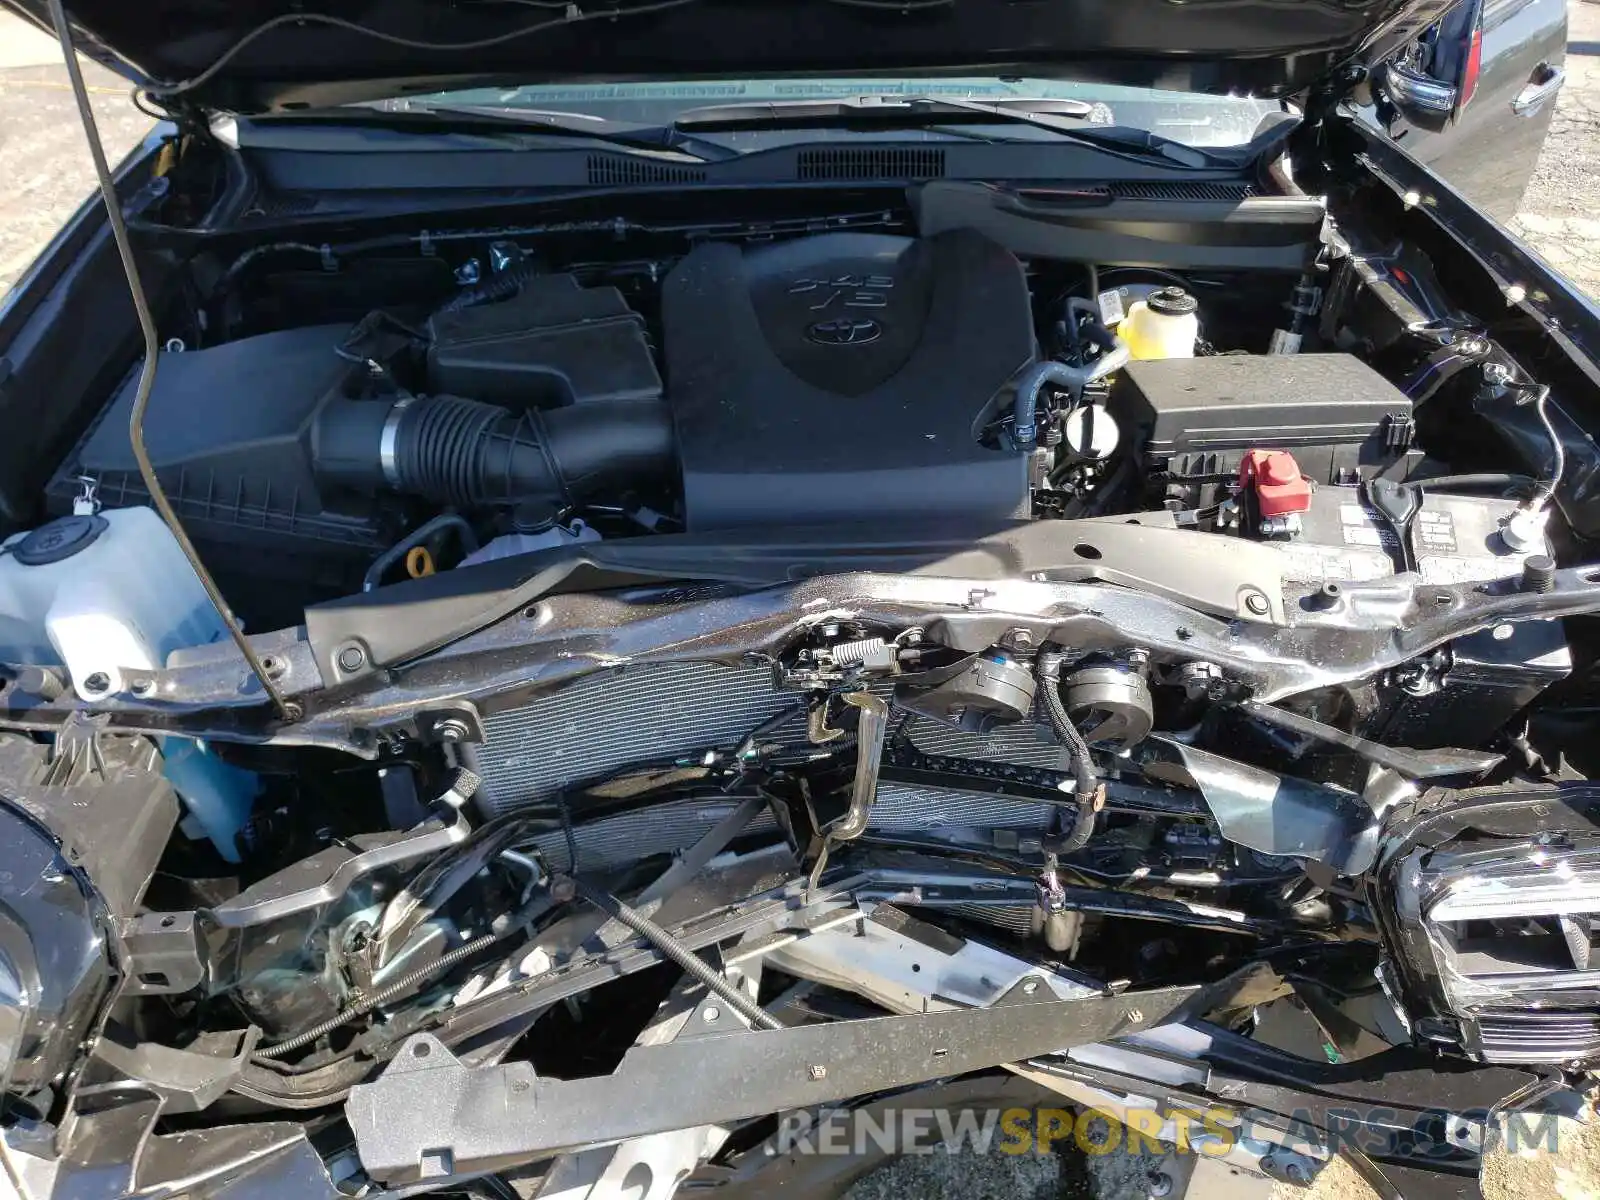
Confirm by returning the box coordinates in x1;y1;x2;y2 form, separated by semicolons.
1013;339;1132;450
1038;652;1100;852
314;394;675;508
567;876;783;1031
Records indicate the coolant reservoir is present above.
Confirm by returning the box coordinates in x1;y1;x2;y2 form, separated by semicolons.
0;507;261;860
0;508;233;698
1119;287;1199;360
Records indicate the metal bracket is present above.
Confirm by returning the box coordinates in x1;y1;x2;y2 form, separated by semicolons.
207;806;470;929
416;706;485;747
119;910;206;995
1143;737;1381;876
829;692;888;842
765;905;1104;1014
1238;701;1503;780
87;1028;262;1115
348;985;1195;1183
807;691;890;892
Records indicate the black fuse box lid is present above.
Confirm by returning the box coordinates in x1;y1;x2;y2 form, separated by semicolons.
1110;353;1413;468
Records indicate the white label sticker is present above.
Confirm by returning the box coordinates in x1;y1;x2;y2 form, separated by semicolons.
1275;544;1392;584
1343;525;1387;548
1420;556;1522;585
1415;510;1458;554
1337;504;1399;550
1097;288;1126;327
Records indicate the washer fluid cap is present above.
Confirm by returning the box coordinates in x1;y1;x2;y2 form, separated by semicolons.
14;515;109;566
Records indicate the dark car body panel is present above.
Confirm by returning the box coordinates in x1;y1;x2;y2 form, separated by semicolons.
6;0;1462;111
1356;0;1567;220
0;130;166;529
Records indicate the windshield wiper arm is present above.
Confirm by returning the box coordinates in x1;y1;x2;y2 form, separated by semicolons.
674;94;1097;131
673;94;1225;166
409;103;743;159
261;104;729;162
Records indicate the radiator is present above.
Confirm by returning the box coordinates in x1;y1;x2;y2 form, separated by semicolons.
472;662;810;818
473;661;1068;862
473;662;1070;815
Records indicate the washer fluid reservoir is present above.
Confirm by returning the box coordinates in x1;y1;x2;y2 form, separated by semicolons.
0;507;261;861
1120;287;1199;360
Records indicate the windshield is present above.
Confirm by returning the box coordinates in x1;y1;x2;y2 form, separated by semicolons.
371;78;1283;149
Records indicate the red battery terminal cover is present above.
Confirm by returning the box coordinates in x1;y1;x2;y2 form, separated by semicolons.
1240;449;1312;518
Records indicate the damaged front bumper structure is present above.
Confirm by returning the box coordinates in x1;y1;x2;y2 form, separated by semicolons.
7;845;1580;1200
2;523;1598;1200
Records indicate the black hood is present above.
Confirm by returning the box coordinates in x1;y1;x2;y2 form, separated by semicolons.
6;0;1453;112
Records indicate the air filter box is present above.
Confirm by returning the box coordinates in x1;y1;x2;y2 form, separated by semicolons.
426;274;662;409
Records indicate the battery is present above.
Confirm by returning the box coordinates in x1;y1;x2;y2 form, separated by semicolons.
1282;485;1538;588
1283;484;1570;750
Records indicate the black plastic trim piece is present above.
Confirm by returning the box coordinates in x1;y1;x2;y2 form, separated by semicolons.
910;179;1325;271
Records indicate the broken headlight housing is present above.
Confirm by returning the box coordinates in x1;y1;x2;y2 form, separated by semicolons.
1376;785;1600;1066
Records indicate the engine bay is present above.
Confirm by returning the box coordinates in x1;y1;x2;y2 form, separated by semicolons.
2;178;1599;1197
36;215;1551;616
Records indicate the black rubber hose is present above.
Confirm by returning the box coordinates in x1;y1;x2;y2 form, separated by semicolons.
362;512;480;592
1012;344;1131;451
435;262;534;314
1038;652;1100;853
567;876;783;1031
1012;361;1078;451
1413;472;1538;492
314;395;676;509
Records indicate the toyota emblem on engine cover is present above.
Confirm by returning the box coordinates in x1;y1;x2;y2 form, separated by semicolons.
807;317;882;346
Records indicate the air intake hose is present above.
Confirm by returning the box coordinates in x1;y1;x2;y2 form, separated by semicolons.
314;395;675;508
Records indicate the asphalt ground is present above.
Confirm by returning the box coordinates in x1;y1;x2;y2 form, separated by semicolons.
0;18;146;293
1510;0;1600;297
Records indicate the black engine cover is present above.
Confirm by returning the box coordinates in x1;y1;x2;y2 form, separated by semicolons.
661;230;1032;530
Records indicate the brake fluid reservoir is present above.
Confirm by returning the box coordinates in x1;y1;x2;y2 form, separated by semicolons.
0;507;260;861
1119;287;1199;360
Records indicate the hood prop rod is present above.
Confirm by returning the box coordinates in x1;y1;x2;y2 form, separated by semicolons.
46;0;293;723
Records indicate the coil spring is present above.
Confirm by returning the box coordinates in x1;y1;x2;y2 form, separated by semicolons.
831;637;890;669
